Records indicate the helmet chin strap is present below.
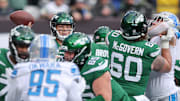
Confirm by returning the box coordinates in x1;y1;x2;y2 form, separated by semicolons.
122;33;141;40
56;29;73;41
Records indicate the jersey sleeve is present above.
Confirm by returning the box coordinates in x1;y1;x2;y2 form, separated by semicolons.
67;77;85;101
0;49;11;101
106;30;121;46
6;77;20;101
81;57;110;84
6;63;30;101
0;65;7;92
144;41;160;60
175;59;180;85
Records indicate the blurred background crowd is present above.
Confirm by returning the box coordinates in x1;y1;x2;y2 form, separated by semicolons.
0;0;180;49
0;0;179;21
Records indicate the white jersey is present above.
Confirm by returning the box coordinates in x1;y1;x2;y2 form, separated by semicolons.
175;37;180;101
146;36;178;100
6;61;84;101
175;39;180;72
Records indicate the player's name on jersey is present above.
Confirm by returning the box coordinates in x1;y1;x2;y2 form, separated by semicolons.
29;62;61;70
95;49;109;58
112;41;144;56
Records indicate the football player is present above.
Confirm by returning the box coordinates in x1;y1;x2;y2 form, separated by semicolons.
50;12;74;61
175;29;180;85
91;26;111;60
146;11;180;101
50;12;74;47
0;25;35;101
62;32;134;101
107;11;172;101
174;30;180;100
6;34;85;101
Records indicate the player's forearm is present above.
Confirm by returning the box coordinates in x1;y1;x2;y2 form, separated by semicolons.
161;48;172;72
92;72;112;101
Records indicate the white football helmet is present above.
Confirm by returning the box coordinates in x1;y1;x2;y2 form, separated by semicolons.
29;34;58;62
151;11;179;28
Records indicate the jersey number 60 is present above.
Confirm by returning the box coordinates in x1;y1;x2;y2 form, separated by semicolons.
111;52;142;82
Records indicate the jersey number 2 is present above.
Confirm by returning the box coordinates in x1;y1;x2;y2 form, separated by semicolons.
28;70;60;97
111;52;142;82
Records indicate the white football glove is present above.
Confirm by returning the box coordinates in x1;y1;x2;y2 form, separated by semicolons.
160;27;175;48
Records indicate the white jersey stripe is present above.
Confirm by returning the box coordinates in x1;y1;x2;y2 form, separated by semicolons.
83;60;108;75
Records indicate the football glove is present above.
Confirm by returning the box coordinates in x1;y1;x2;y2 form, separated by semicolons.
160;27;175;48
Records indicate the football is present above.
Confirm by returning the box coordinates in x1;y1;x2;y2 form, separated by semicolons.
9;10;35;26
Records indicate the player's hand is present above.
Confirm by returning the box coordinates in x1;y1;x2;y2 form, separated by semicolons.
27;22;33;28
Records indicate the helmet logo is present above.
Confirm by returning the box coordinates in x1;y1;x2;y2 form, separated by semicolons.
24;40;31;44
132;23;137;26
62;19;70;23
74;37;87;45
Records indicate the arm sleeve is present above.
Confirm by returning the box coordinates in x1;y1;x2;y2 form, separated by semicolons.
6;78;20;101
67;79;84;101
0;68;8;98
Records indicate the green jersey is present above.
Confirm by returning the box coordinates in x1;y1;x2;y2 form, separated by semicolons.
0;48;15;101
81;56;131;101
55;40;64;62
107;31;160;96
90;42;109;60
175;60;180;86
55;40;61;48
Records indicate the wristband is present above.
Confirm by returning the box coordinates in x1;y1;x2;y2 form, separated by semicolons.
160;40;169;48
